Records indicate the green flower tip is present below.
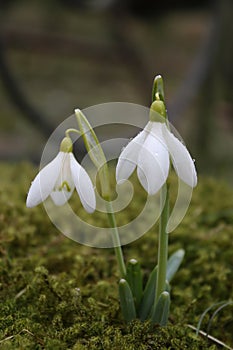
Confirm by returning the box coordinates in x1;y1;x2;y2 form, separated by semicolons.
153;74;165;102
60;136;73;153
149;100;166;122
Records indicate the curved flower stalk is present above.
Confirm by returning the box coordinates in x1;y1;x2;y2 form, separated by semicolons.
26;136;96;213
116;102;197;195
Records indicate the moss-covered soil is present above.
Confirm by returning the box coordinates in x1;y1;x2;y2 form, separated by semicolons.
0;163;232;349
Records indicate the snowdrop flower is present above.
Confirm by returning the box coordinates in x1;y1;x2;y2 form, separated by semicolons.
116;101;197;195
26;137;96;213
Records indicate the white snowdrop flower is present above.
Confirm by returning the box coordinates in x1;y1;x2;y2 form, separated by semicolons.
116;101;197;195
26;137;96;213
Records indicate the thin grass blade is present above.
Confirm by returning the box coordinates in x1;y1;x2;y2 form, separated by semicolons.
207;301;233;336
196;301;228;336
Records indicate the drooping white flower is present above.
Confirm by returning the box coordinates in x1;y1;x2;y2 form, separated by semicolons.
116;105;197;195
26;137;96;213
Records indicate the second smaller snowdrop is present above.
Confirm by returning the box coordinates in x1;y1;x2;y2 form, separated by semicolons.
26;136;96;213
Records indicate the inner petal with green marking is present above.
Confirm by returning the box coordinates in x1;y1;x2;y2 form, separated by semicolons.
58;181;71;192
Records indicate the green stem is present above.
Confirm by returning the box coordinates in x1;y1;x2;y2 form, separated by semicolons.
105;200;126;278
155;184;169;304
65;128;81;137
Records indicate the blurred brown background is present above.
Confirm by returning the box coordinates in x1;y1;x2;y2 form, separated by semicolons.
0;0;232;183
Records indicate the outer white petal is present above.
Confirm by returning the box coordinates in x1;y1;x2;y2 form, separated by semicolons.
50;152;75;206
26;152;63;207
116;129;148;184
137;123;169;195
70;154;96;213
162;124;197;187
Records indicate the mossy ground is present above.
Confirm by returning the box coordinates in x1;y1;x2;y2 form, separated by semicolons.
0;162;232;349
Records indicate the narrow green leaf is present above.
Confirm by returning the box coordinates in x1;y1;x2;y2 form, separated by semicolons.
166;249;185;282
151;291;170;326
119;279;136;323
138;265;157;321
75;109;110;199
126;259;143;310
75;109;106;168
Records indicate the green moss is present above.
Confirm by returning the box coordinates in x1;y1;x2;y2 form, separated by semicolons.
0;162;232;349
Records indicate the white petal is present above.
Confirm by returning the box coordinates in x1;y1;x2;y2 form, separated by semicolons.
137;123;169;195
70;154;96;213
116;129;147;184
50;152;75;206
26;152;63;208
50;189;74;206
162;124;197;187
